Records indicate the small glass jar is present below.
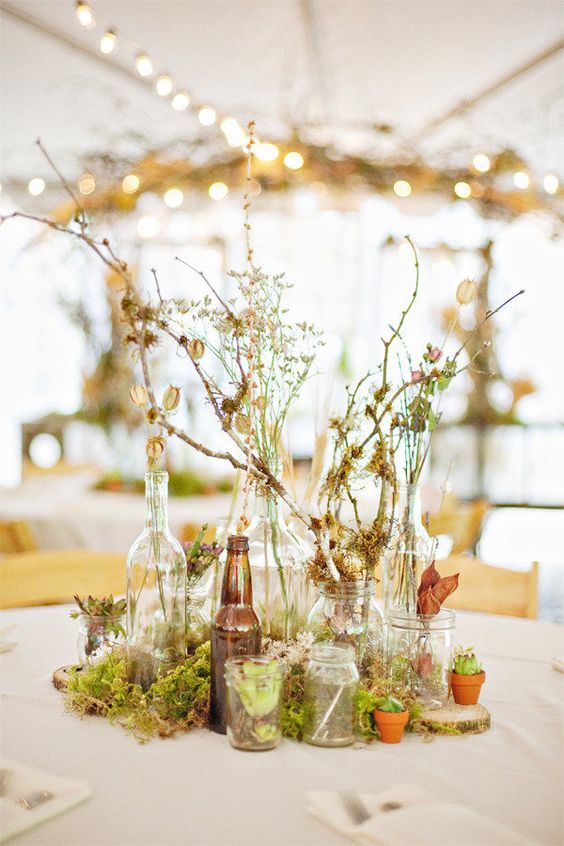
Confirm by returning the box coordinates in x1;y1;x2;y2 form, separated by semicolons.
306;580;383;666
186;590;211;651
77;614;125;666
224;656;285;751
387;607;455;708
303;642;359;747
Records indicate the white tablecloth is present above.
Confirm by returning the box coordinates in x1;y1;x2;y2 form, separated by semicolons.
0;605;562;846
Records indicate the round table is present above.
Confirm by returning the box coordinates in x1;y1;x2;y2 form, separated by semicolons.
0;605;562;845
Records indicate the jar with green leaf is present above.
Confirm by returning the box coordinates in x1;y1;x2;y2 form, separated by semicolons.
224;656;285;751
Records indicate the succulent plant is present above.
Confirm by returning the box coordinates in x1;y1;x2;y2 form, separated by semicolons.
377;695;405;713
452;648;483;676
235;659;282;718
71;595;126;658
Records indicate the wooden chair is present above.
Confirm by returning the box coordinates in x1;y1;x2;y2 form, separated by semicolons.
0;549;125;609
428;498;489;554
0;520;37;555
441;554;538;619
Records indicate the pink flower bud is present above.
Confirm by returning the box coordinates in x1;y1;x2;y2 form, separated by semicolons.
428;347;442;362
411;370;424;384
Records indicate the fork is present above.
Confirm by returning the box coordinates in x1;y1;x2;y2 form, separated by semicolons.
0;769;53;810
340;791;371;825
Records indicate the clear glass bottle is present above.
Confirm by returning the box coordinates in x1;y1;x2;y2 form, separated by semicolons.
306;579;384;666
247;487;314;642
224;655;285;751
209;535;261;734
185;590;211;651
77;613;125;666
382;483;432;612
387;607;455;708
126;470;187;689
303;642;359;747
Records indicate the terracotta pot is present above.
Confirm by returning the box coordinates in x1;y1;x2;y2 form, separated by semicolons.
374;708;409;744
450;670;486;705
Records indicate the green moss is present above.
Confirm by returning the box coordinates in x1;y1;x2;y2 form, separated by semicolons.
280;665;306;741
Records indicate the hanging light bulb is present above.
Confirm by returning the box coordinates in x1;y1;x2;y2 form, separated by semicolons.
543;173;559;195
255;143;279;162
135;54;154;78
198;106;216;126
393;179;411;197
454;181;472;199
208;182;229;200
171;91;190;111
513;171;530;190
156;75;173;97
78;173;96;195
28;178;46;196
473;154;491;173
122;174;141;194
99;30;116;54
163;188;184;208
221;118;245;147
284;152;304;170
76;2;95;28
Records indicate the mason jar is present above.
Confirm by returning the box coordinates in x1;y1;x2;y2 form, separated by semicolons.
387;607;456;708
303;642;359;747
224;656;285;751
77;614;125;667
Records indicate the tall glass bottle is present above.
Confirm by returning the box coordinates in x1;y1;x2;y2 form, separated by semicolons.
209;535;261;734
126;470;187;689
382;483;431;612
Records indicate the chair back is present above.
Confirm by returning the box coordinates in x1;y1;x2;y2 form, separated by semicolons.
441;554;538;619
0;520;37;555
428;498;489;554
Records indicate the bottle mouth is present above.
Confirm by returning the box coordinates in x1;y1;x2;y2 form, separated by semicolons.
310;642;356;664
227;534;249;551
388;606;456;630
145;470;169;482
319;579;375;598
224;655;284;680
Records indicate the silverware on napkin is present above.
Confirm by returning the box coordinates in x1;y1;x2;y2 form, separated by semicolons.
0;768;54;810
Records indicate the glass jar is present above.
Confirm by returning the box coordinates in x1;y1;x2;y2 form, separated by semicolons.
186;590;211;651
126;470;187;689
77;614;125;666
306;580;383;666
382;483;432;612
224;655;285;751
387;607;455;708
303;642;359;747
247;487;315;641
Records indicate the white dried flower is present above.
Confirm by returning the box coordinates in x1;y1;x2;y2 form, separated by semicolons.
146;436;165;464
162;385;181;412
189;339;205;360
129;384;148;407
456;278;478;305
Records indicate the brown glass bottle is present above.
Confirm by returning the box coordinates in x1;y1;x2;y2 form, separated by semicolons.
209;534;261;734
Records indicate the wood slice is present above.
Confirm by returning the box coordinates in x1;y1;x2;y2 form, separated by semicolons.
52;664;81;692
420;701;491;734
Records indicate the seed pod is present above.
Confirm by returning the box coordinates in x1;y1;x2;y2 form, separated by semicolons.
234;413;251;435
129;384;148;407
146;436;165;464
162;385;181;412
255;394;266;411
456;278;478;305
189;339;205;360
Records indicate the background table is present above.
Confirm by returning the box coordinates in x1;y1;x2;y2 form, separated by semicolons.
1;605;562;845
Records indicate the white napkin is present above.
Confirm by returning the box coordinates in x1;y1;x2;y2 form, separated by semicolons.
0;759;91;842
307;783;539;846
551;657;564;673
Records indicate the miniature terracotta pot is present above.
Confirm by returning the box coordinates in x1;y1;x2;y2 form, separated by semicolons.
450;670;486;705
374;708;409;744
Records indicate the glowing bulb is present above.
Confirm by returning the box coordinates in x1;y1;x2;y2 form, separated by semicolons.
393;180;411;197
135;54;154;78
543;173;559;195
171;91;190;111
198;107;216;126
122;174;140;194
255;143;279;162
137;215;160;239
164;188;184;208
28;177;45;196
513;171;530;190
208;182;229;200
76;2;95;28
78;173;96;195
156;75;173;97
284;152;304;170
222;119;246;147
473;154;491;173
100;30;116;54
454;181;472;199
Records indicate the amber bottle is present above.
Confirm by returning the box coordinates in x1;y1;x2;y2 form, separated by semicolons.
209;535;261;734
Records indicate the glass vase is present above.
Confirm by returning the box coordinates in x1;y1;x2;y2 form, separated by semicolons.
186;589;211;651
306;579;383;666
382;483;432;612
387;607;455;708
126;470;187;688
303;642;359;747
224;655;285;751
247;488;315;642
77;614;125;666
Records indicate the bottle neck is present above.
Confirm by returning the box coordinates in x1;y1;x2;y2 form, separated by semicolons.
144;471;169;532
397;483;422;525
221;543;253;606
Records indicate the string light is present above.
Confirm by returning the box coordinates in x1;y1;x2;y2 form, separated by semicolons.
454;181;472;199
473;154;491;173
122;174;140;194
99;30;116;54
155;75;173;97
137;215;160;238
163;188;184;208
393;179;411;197
208;182;229;200
171;91;190;111
28;178;45;196
513;171;530;190
543;173;559;195
284;152;304;170
198;107;216;126
78;173;96;195
255;143;279;162
222;119;245;147
135;54;154;78
75;2;95;28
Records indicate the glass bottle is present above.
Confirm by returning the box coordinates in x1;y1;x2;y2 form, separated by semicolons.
387;606;455;708
247;486;314;641
303;642;359;747
306;579;383;667
209;535;261;734
382;483;432;612
126;470;187;689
